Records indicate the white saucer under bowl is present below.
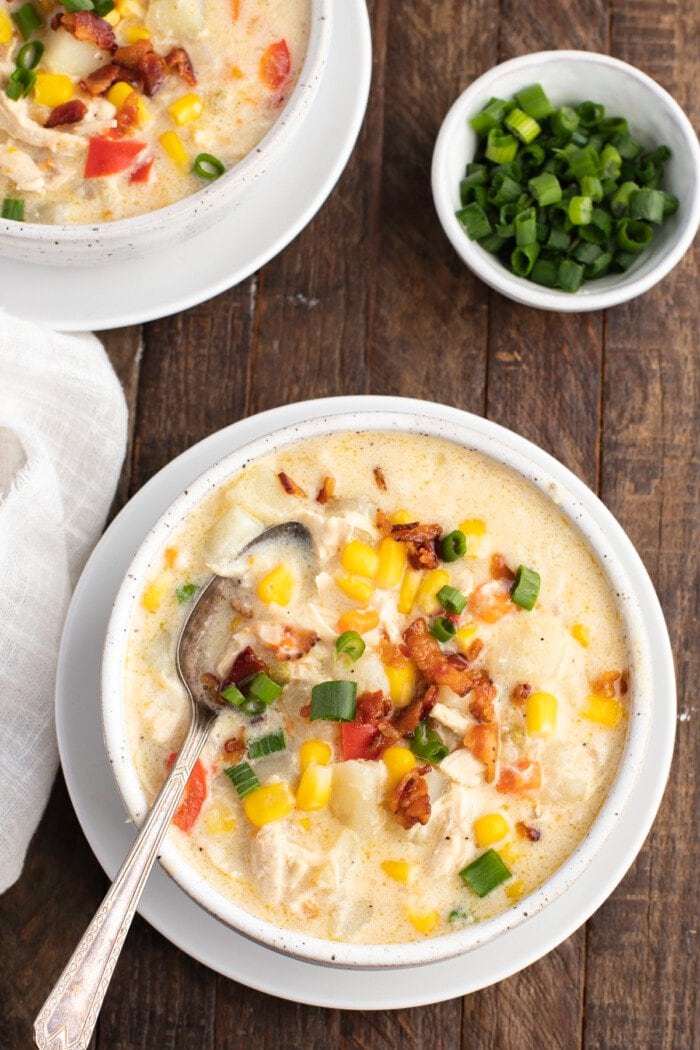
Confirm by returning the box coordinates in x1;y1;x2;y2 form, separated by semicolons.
55;395;675;1010
0;0;372;332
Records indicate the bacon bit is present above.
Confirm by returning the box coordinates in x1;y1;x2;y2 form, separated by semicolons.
44;99;87;128
299;703;311;719
165;46;197;86
113;40;168;96
315;475;335;504
468;638;485;661
277;471;307;498
116;89;140;132
392;683;439;737
469;679;497;722
229;595;253;619
490;553;516;582
231;0;241;18
222;646;266;688
200;672;221;705
497;758;542;795
390;766;431;829
468;580;514;624
619;671;629;695
373;466;387;491
263;626;317;661
55;11;117;51
223;734;246;761
464;722;499;783
376;508;392;536
379;635;411;668
391;522;442;545
403;618;481;697
516;820;541;842
356;690;392;724
79;63;129;96
510;682;532;706
130;157;153;183
260;39;291;92
592;670;621;698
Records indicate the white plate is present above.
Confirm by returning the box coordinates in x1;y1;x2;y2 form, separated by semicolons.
55;395;676;1010
0;0;372;332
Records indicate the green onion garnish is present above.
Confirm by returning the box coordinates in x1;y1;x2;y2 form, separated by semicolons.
93;0;115;14
430;616;457;643
511;243;539;277
568;195;593;225
628;188;665;224
528;172;561;207
221;683;245;708
16;40;44;70
12;3;41;40
193;152;226;180
456;201;492;241
240;698;266;717
175;582;198;603
440;530;467;562
504;107;541;145
469;97;509;135
1;198;24;221
410;720;449;764
510;564;540;610
335;630;366;664
248;731;286;760
550;106;579;138
485;128;518;164
577;100;605;127
244;672;282;706
225;761;260;800
459;849;512;897
6;68;36;100
515;83;553;121
448;907;474;924
61;0;96;11
310;680;357;722
436;584;467;615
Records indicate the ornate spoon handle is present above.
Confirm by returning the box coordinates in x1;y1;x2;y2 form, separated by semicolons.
33;707;214;1050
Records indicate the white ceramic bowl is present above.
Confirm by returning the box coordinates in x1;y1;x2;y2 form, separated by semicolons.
432;50;700;312
0;1;332;267
102;401;666;969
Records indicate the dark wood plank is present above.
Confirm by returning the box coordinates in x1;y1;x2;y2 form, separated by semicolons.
583;3;699;1045
102;326;143;517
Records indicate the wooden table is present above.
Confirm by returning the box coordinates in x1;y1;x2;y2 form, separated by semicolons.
3;2;697;1046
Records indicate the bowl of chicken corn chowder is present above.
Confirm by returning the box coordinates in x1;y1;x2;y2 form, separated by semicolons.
0;0;330;264
102;409;653;968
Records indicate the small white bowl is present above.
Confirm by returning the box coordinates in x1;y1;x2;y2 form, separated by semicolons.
102;403;663;969
0;1;331;267
432;50;700;312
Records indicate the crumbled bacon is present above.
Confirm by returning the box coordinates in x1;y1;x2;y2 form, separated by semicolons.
403;618;481;697
379;635;411;668
392;683;439;737
116;90;139;132
113;40;168;96
262;626;318;661
467;638;485;661
373;466;387;491
55;11;117;52
592;670;622;698
464;722;499;784
469;679;497;722
619;671;629;695
390;766;431;829
391;521;441;570
165;46;197;86
200;672;221;705
277;471;307;498
376;508;392;536
516;820;541;842
315;475;335;504
222;646;266;687
79;64;124;96
356;690;392;724
299;703;311;719
490;553;516;581
510;682;532;706
223;734;246;761
44;99;87;128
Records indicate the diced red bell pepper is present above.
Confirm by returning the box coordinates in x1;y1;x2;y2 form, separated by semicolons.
130;157;153;183
84;135;147;178
260;39;291;91
167;754;207;832
340;722;379;761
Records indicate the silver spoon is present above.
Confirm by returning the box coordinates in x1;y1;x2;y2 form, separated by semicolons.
34;522;313;1050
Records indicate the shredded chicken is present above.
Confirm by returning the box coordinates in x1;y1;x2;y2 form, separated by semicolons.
0;144;44;193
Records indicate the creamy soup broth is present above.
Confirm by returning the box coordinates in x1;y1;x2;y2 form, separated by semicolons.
0;0;310;224
124;432;629;944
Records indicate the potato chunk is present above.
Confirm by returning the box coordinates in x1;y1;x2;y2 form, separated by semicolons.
146;0;205;41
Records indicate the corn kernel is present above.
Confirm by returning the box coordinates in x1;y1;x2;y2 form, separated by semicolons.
405;907;440;936
296;763;332;811
229;615;244;633
375;537;407;589
231;64;245;78
582;694;624;728
204;801;236;835
169;92;204;126
525;692;558;736
160;130;189;167
572;623;590;647
103;8;121;25
416;568;450;614
0;9;13;43
299;739;332;773
506;879;525;900
473;812;509;847
336;574;373;605
454;622;479;653
257;563;294;606
337;608;379;635
298;816;310;831
381;860;417;884
382;745;416;789
398;567;422;615
391;509;413;524
121;24;150;43
341;540;379;579
243;782;295;828
142;579;167;613
116;0;144;17
33;74;74;108
385;661;416;708
459;518;486;556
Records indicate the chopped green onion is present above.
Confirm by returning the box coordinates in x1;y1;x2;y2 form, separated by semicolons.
310;680;357;722
504;107;541;144
600;143;622;180
410;720;449;764
6;68;36;100
558;258;585;292
577;101;605;127
1;198;24;221
569;146;600;181
610;131;643;160
448;907;474;924
598;116;628;137
440;530;466;562
225;761;260;800
93;0;115;14
546;226;570;252
550;106;579;138
16;40;44;70
469;97;510;135
455;201;492;241
485;128;518;164
528;172;561;206
430;616;457;642
662;192;679;216
335;630;366;664
436;584;467;615
247;731;286;760
520;142;545;170
510;564;540;609
587;250;613;278
579;175;603;202
488;171;522;206
240;698;266;717
221;683;246;708
515;83;553;121
573;241;603;265
61;0;96;10
628;188;665;224
478;233;508;253
616;218;653;253
514;206;537;246
193;152;226;180
175;582;198;603
511;243;540;276
459;849;512;897
12;3;42;40
568;195;593;225
530;258;559;287
244;672;282;706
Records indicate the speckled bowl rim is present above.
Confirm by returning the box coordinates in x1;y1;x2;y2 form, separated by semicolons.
0;0;332;244
102;403;660;969
431;50;700;312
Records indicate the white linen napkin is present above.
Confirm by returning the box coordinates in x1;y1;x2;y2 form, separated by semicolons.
0;314;127;893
